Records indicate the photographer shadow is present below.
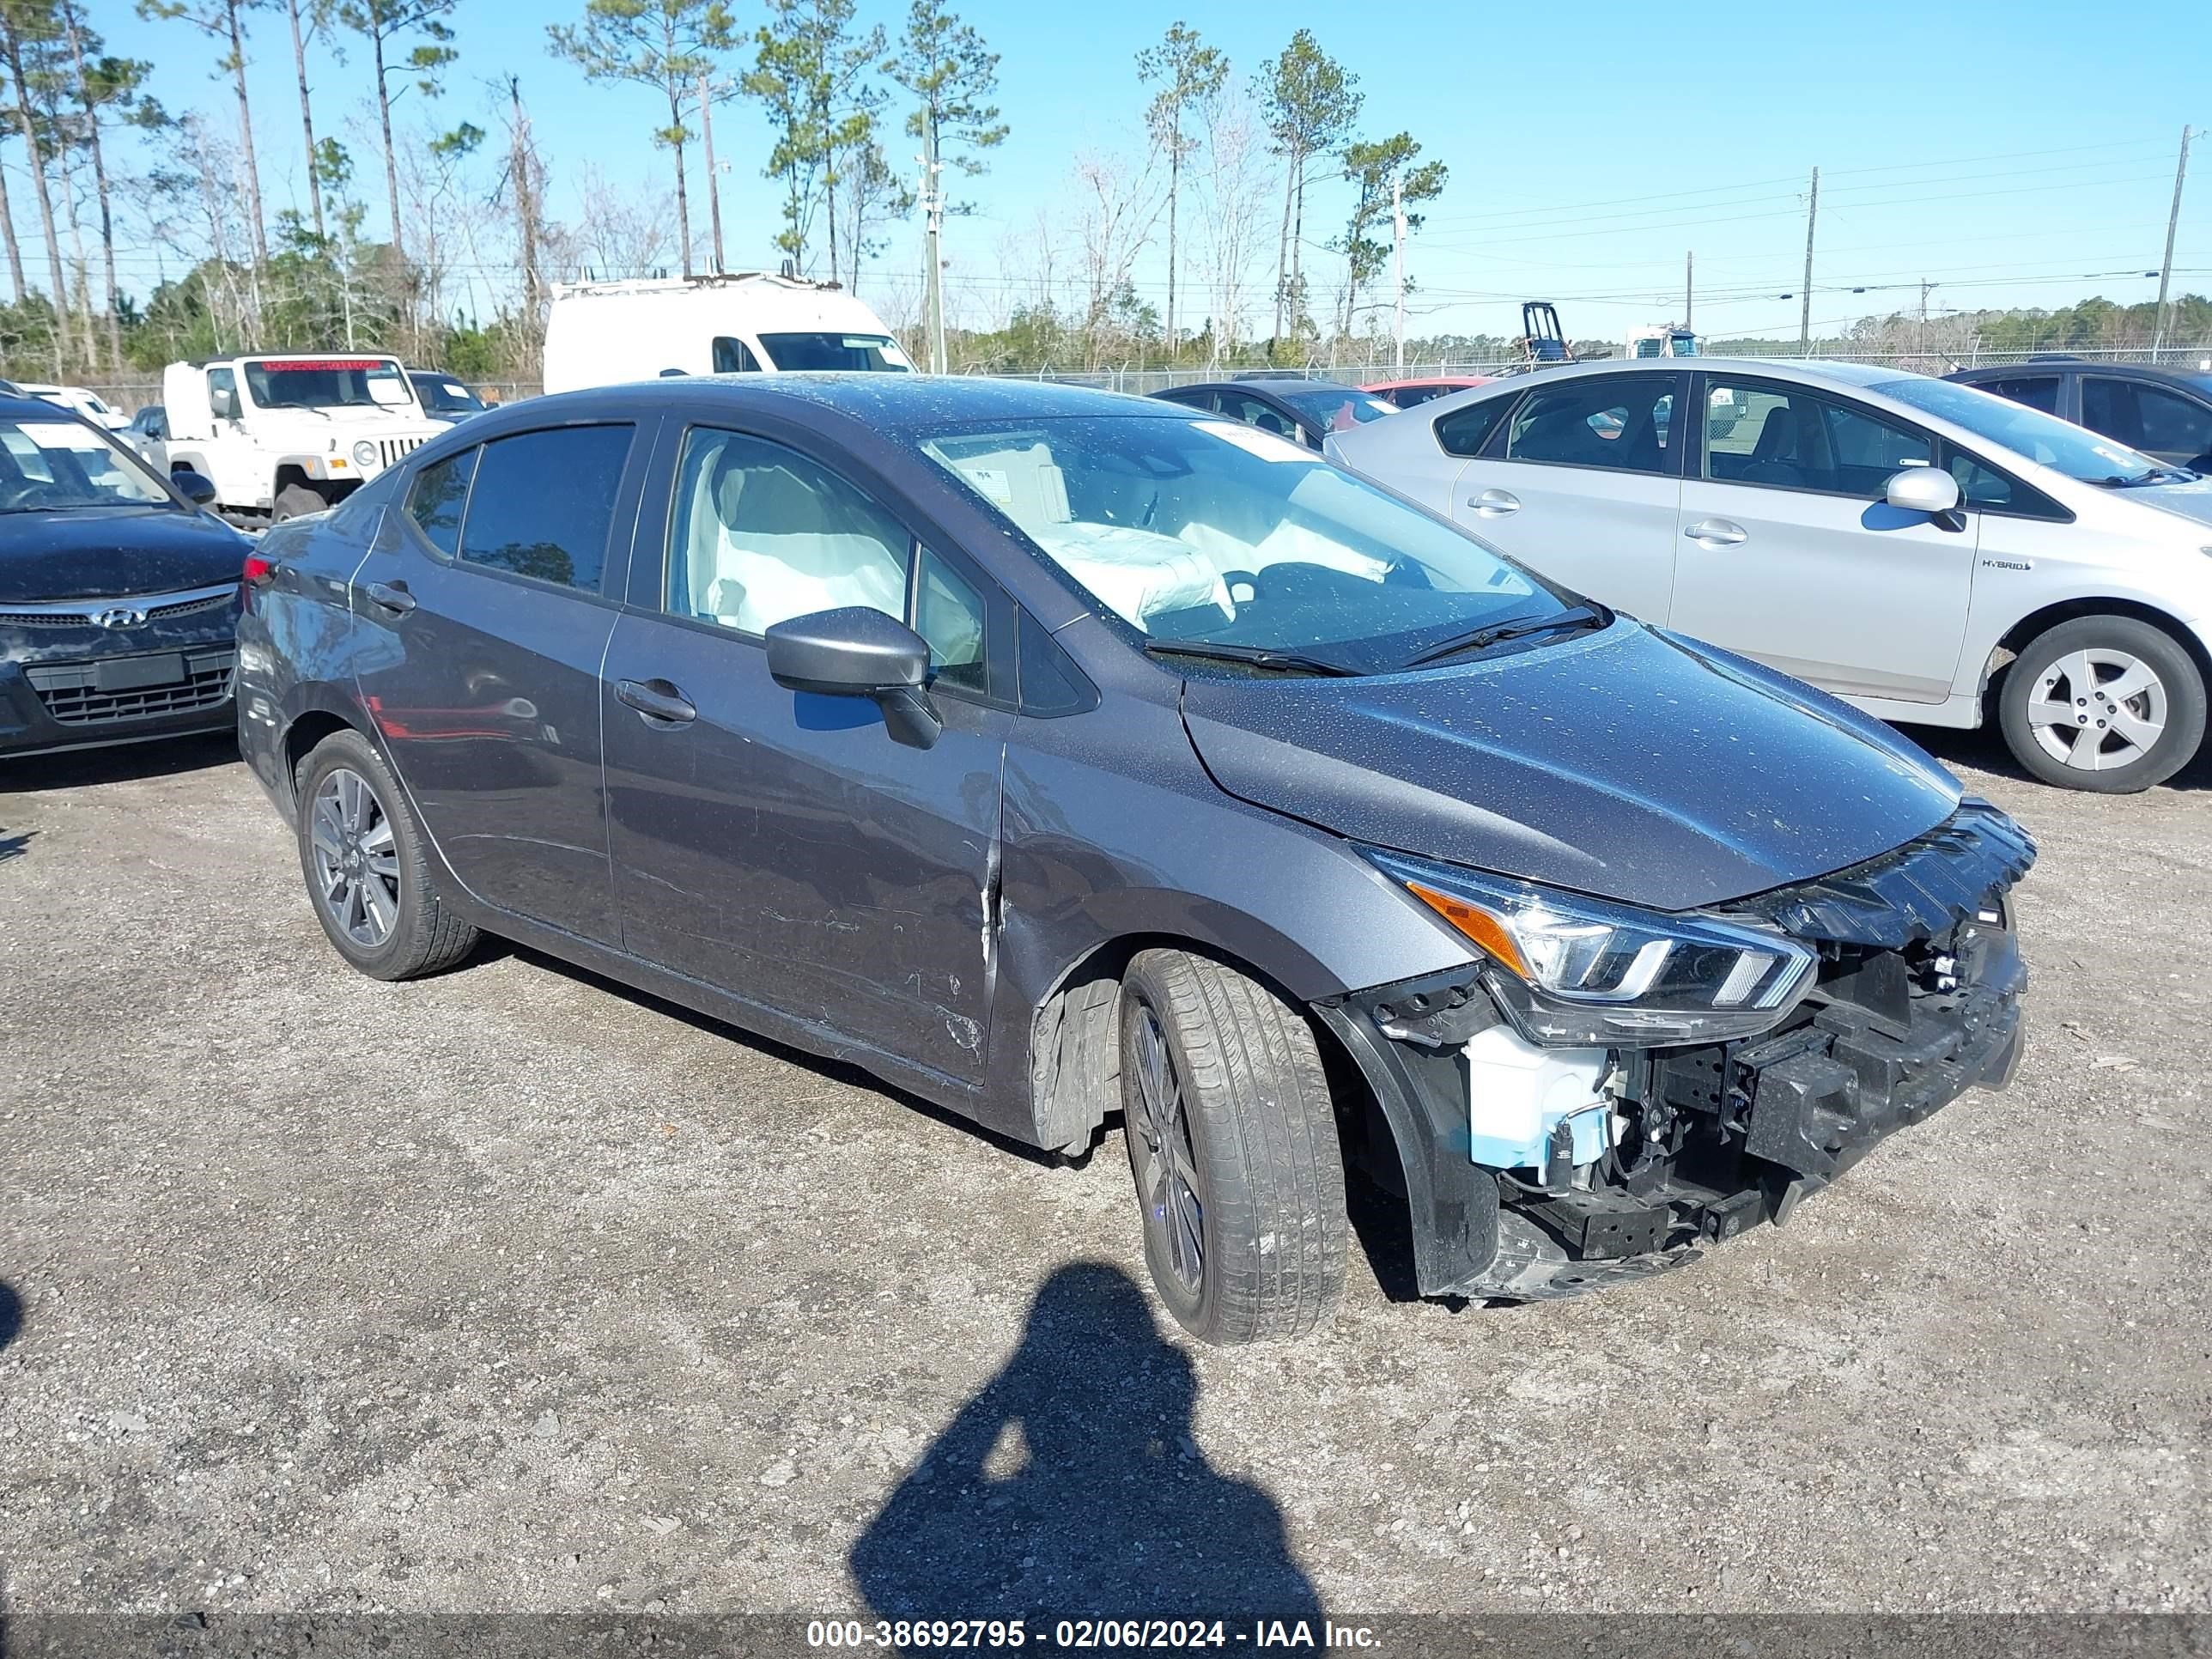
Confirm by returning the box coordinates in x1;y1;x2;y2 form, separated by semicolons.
850;1261;1322;1624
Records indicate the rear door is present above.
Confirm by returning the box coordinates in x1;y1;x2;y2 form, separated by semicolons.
2082;374;2212;469
599;419;1009;1086
352;418;647;943
1670;374;1975;704
1449;371;1685;620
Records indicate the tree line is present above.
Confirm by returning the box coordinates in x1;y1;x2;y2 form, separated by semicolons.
0;0;1471;385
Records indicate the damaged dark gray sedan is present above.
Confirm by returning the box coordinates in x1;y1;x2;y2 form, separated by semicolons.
235;376;2032;1344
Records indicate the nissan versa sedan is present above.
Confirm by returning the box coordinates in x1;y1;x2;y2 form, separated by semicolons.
1328;359;2212;793
238;376;2032;1345
0;392;246;758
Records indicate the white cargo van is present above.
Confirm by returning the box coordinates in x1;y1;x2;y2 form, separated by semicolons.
541;273;914;393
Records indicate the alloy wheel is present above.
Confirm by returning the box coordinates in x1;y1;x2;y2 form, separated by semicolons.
310;767;400;948
2025;648;2168;773
1130;1004;1205;1297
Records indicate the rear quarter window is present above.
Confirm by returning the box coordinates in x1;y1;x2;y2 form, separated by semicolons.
456;425;635;594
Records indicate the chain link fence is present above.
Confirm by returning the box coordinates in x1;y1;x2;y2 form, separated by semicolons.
63;344;2212;417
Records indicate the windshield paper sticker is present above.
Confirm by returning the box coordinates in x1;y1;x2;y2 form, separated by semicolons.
1194;420;1317;463
18;421;111;450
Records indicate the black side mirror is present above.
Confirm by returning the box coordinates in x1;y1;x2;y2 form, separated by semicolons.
172;469;217;505
766;605;941;749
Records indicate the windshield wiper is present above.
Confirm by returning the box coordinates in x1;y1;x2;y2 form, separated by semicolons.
1403;603;1610;668
1143;638;1361;677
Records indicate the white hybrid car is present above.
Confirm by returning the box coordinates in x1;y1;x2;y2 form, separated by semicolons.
1326;359;2212;792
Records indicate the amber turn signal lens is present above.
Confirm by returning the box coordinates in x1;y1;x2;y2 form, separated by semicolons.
1405;882;1529;979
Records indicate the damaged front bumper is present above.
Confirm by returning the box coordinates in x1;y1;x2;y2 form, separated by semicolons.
1314;800;2033;1302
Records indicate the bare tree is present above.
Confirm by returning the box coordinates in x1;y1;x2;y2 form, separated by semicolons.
544;162;677;279
137;0;270;270
1071;147;1163;368
283;0;332;240
1195;83;1271;362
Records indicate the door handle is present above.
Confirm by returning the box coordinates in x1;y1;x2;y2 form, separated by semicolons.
362;580;416;614
614;678;697;726
1468;489;1521;516
1683;519;1748;547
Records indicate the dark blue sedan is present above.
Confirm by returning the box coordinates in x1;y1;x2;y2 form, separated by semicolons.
0;392;246;758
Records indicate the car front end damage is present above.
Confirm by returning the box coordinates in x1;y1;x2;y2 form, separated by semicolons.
1315;800;2033;1300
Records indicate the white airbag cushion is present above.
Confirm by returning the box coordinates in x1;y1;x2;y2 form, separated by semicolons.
1027;521;1230;630
709;526;906;634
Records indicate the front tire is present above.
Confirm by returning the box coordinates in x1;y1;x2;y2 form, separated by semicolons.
1998;615;2205;793
272;483;326;522
1117;950;1347;1345
295;729;478;980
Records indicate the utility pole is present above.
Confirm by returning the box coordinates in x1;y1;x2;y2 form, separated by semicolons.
2153;125;2197;360
1798;166;1819;355
1917;277;1931;360
1391;170;1407;372
1684;250;1693;331
921;118;947;374
697;69;726;276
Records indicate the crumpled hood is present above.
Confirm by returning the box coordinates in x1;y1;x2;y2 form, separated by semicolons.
1179;620;1963;912
0;506;247;603
2132;478;2212;529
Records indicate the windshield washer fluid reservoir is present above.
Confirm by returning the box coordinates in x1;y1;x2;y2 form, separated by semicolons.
1463;1024;1613;1170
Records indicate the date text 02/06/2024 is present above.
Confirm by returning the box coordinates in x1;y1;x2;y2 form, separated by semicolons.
805;1618;1382;1649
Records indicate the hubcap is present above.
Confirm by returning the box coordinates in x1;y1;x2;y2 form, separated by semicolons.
2025;648;2167;772
1130;1006;1205;1297
310;767;400;948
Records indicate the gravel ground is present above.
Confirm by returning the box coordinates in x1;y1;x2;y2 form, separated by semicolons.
2;724;2208;1623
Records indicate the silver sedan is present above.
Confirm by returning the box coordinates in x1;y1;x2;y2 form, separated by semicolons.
1328;358;2212;792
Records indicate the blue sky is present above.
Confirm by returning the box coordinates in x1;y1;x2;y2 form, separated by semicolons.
88;0;2210;346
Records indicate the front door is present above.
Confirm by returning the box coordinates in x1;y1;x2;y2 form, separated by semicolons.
1449;371;1685;622
1669;375;1975;704
600;422;1006;1086
351;420;644;942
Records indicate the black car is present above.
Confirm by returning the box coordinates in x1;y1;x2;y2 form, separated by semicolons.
0;394;244;758
1946;358;2212;472
409;369;489;424
1150;378;1399;448
236;375;2030;1345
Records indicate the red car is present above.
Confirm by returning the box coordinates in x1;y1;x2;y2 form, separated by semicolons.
1362;376;1492;410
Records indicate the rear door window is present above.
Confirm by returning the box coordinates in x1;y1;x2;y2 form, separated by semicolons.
1434;398;1512;459
2087;377;2212;464
456;425;635;594
1505;376;1674;474
1979;374;2060;416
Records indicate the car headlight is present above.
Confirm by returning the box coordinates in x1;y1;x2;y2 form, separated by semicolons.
1364;848;1819;1048
352;440;378;467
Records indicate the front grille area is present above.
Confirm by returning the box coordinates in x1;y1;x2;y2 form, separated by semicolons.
0;582;240;631
26;649;236;726
377;436;426;470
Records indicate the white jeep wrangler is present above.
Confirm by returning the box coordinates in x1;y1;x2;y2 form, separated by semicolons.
155;352;447;524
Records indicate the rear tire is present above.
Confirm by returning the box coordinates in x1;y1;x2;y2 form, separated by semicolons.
1117;950;1347;1345
1998;615;2204;793
295;728;478;981
272;483;326;522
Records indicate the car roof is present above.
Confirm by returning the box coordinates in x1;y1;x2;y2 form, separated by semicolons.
1952;360;2212;389
0;392;95;422
468;373;1176;434
1443;356;1919;393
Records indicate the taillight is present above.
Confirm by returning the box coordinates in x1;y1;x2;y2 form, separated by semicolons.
242;550;279;588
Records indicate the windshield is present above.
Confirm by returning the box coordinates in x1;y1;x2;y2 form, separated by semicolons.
244;356;413;410
1273;385;1397;432
412;374;485;414
915;414;1581;673
757;331;914;372
0;417;173;510
1872;375;2172;484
